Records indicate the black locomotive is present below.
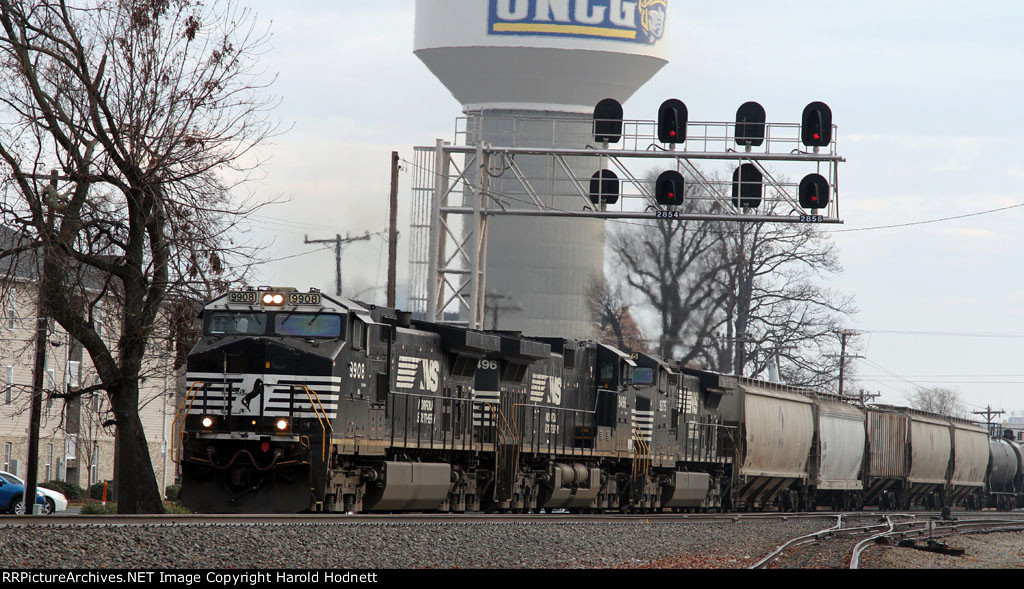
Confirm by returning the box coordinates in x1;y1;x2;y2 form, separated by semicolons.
176;287;1018;514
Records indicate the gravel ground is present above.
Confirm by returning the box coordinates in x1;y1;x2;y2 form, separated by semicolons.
858;532;1024;569
0;518;831;569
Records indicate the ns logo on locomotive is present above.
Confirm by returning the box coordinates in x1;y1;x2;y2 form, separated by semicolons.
177;287;1018;514
489;0;667;45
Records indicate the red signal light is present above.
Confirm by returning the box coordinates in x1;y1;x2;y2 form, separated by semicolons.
260;442;270;453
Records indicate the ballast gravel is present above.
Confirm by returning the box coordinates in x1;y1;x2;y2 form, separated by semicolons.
0;518;831;569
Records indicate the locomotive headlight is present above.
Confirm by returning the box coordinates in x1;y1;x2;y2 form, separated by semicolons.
261;292;285;306
275;418;289;431
201;416;214;429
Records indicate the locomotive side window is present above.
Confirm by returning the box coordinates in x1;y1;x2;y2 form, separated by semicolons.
350;317;367;350
632;367;654;386
204;312;267;336
563;348;576;369
274;313;344;338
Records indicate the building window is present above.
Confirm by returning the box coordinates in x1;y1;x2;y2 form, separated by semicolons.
94;303;103;340
4;289;14;330
45;444;53;481
67;361;81;390
90;442;99;487
91;373;103;413
3;442;10;472
4;365;12;405
64;434;76;461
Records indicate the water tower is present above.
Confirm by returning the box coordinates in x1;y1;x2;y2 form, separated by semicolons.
413;0;670;338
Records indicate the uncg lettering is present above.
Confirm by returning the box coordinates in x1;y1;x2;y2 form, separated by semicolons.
494;0;638;28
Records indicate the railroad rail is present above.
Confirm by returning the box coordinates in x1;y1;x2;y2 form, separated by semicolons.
849;514;1024;569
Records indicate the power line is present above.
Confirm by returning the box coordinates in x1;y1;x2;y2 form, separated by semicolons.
859;329;1024;339
250;245;335;266
825;202;1024;234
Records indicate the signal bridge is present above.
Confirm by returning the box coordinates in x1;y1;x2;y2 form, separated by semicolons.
408;105;846;329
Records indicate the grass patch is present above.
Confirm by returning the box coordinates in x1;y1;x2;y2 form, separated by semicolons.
78;501;193;515
79;501;117;515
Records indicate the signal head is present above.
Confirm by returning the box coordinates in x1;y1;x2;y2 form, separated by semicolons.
801;102;833;147
593;98;623;144
655;170;685;207
658;99;688;144
732;164;763;209
799;174;831;209
735;102;766;147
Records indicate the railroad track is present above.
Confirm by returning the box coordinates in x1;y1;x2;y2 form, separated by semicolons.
744;511;1024;569
5;509;1015;527
4;510;842;527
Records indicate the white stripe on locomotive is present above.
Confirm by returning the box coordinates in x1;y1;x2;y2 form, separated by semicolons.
472;389;501;427
185;372;342;419
631;408;654;443
395;356;440;392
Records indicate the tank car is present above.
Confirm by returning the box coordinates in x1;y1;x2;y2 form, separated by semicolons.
986;430;1024;511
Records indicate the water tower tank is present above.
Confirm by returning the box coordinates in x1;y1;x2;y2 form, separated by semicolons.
414;0;671;338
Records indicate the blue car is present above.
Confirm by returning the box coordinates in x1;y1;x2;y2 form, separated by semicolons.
0;474;47;515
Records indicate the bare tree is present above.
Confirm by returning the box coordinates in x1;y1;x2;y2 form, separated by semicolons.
608;173;855;388
0;0;277;512
905;387;968;419
701;206;856;389
586;275;647;353
609;177;727;361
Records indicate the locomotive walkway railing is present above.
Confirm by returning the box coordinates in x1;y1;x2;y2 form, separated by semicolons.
389;391;479;453
297;384;334;462
631;425;651;480
171;381;209;463
510;402;597;458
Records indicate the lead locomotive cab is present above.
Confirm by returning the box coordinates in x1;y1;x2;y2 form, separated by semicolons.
178;287;351;514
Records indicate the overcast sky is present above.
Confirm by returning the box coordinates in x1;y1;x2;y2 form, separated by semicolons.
236;0;1024;420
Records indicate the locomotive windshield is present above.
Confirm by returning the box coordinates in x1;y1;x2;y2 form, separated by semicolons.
275;313;344;338
204;312;268;336
202;311;344;338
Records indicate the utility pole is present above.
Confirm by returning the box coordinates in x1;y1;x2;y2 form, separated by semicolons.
485;292;522;330
304;232;371;297
387;151;400;308
973;405;1005;435
833;329;864;398
858;388;881;405
25;170;58;515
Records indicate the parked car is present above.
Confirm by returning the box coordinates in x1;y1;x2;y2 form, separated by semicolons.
0;471;62;515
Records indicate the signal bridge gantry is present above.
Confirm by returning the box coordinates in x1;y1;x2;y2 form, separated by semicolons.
408;102;846;330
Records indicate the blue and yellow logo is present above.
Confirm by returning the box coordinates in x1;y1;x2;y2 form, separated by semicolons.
488;0;668;45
